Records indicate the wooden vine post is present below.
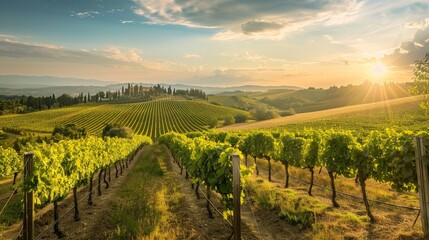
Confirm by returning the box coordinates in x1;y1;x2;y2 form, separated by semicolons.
414;136;429;237
23;152;34;240
232;153;241;240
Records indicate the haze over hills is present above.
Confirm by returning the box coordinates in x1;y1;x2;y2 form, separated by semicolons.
0;75;115;88
0;75;302;96
0;75;417;118
209;82;414;114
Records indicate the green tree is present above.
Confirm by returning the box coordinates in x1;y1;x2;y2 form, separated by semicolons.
98;91;105;99
102;124;133;139
208;117;218;128
223;115;235;126
234;113;248;123
52;124;87;142
411;53;429;112
250;106;279;121
57;94;74;107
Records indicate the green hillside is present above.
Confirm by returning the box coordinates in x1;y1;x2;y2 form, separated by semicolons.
221;95;427;132
0;99;248;138
210;82;413;113
208;95;270;110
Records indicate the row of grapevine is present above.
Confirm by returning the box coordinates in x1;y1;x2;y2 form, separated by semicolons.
27;135;151;206
158;132;252;219
0;146;21;186
196;129;427;223
0;100;248;138
2;135;152;238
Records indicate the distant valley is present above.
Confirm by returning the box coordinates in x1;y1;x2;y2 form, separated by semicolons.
0;75;301;96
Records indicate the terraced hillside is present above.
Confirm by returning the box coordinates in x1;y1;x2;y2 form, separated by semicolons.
0;99;248;137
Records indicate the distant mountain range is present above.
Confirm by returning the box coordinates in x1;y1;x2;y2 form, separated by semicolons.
0;75;115;88
0;75;302;96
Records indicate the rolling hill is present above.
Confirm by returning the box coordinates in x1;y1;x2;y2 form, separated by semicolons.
0;99;248;138
221;95;425;131
210;82;414;113
0;75;301;96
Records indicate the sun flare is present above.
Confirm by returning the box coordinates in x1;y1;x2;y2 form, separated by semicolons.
371;62;388;78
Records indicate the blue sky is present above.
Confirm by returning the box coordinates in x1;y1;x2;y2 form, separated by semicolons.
0;0;428;87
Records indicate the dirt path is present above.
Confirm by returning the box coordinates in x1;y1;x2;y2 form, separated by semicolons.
240;201;298;240
162;144;300;240
0;178;13;185
162;144;259;239
2;146;146;240
3;145;304;240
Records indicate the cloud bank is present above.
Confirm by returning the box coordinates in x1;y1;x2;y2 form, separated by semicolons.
132;0;364;40
0;39;172;71
382;25;429;68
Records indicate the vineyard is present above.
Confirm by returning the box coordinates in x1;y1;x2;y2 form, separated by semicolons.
1;0;428;238
0;125;428;239
0;135;152;238
158;129;428;238
1;97;429;238
0;99;248;138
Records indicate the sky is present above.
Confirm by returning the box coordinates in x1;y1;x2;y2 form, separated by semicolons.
0;0;428;88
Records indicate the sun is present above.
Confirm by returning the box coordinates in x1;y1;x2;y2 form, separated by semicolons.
371;62;388;78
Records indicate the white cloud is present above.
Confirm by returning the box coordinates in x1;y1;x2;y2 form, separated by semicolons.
1;38;62;49
324;34;333;41
133;3;218;28
0;33;15;39
0;39;177;72
103;47;144;63
382;26;429;68
404;18;429;29
223;51;286;65
213;30;285;41
414;42;424;47
107;9;124;14
183;53;201;59
399;48;409;54
186;65;204;74
323;0;364;26
71;11;100;18
121;20;134;24
132;0;365;40
323;34;343;44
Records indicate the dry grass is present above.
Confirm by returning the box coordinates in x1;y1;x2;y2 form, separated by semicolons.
244;158;423;239
104;145;185;239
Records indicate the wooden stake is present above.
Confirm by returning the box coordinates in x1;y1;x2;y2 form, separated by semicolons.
23;152;34;240
414;136;429;237
232;154;241;240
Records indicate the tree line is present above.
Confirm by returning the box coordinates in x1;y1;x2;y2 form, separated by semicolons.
0;84;208;115
0;94;85;115
119;83;207;100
